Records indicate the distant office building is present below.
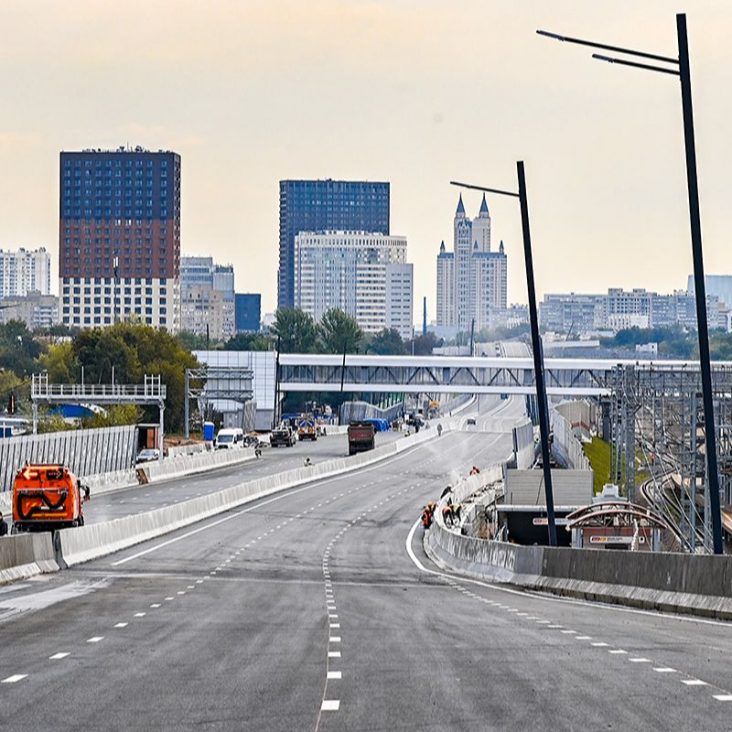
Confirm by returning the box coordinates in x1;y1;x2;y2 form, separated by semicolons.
436;195;507;332
59;147;181;330
180;256;235;340
294;230;413;339
0;293;59;329
436;241;454;328
540;287;723;334
278;179;390;309
687;274;732;309
235;293;261;333
0;248;51;298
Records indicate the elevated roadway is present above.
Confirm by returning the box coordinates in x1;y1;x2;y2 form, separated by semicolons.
0;398;729;729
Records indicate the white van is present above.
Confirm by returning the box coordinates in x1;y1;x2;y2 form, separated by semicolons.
215;428;244;449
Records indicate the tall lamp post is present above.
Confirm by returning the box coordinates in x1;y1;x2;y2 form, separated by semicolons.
538;13;724;554
451;161;558;547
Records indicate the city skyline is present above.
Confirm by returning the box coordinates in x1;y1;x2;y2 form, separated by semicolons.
1;2;732;320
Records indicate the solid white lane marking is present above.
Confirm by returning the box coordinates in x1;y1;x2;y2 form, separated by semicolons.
114;622;128;628
328;651;341;658
321;700;340;711
2;674;27;683
682;679;707;686
50;652;70;660
327;671;342;680
87;636;104;643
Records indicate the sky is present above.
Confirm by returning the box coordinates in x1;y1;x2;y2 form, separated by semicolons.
1;0;731;320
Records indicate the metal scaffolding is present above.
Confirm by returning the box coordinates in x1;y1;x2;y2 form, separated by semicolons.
608;363;732;552
184;367;254;438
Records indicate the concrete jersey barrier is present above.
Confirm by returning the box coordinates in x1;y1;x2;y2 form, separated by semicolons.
56;423;443;568
425;511;732;620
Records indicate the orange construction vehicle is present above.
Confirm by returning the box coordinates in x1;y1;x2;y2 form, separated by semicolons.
12;464;89;533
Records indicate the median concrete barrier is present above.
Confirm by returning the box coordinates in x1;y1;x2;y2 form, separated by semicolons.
0;532;58;585
57;423;444;567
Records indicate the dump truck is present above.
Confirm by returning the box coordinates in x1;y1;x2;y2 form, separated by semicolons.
12;463;89;532
297;417;318;442
348;421;375;456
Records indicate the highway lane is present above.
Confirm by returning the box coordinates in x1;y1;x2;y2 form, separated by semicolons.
0;422;730;729
0;430;505;730
85;430;402;523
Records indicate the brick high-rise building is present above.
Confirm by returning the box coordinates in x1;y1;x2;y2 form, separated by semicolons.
59;146;180;330
278;179;390;309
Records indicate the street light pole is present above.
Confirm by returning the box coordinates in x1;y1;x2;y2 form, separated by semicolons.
676;14;723;554
537;13;723;554
517;162;558;547
451;162;558;547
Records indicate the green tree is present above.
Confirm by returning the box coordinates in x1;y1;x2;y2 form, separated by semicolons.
177;330;215;351
0;320;42;377
405;332;443;355
318;308;363;354
223;332;274;351
271;308;319;353
367;328;407;355
43;324;199;433
82;404;142;428
38;342;79;383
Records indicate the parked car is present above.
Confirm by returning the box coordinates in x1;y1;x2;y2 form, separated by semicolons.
215;428;244;449
270;424;297;447
136;448;161;463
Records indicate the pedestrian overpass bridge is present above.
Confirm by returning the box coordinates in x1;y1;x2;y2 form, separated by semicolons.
279;354;729;397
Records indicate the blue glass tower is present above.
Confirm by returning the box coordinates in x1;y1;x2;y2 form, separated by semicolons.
278;179;390;309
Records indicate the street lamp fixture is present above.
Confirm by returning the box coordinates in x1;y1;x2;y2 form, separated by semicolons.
538;13;724;554
451;161;558;547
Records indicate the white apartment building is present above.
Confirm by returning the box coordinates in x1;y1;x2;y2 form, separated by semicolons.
294;231;414;340
0;247;51;298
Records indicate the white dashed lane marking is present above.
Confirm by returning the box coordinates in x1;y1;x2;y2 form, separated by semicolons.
2;674;27;683
49;652;70;660
87;636;104;643
321;700;340;711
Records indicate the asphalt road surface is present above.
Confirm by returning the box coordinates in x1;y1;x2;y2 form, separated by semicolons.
85;430;402;524
0;421;730;730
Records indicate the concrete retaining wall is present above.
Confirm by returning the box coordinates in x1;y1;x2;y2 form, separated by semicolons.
425;515;732;620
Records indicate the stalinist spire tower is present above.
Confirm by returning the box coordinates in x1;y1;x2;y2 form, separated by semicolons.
472;193;491;252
